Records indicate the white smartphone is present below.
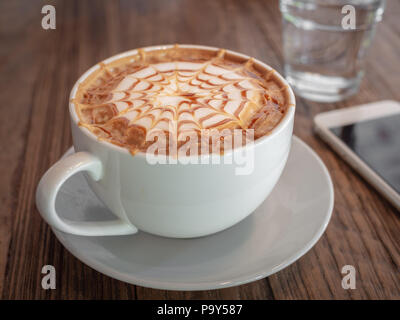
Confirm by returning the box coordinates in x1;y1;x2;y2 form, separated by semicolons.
314;100;400;211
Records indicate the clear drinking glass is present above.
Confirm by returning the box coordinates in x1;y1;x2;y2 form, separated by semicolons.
280;0;385;103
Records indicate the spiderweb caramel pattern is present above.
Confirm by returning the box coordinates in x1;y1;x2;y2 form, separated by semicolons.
73;46;290;155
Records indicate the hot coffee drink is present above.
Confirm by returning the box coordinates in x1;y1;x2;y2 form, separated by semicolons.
73;45;291;155
37;45;295;237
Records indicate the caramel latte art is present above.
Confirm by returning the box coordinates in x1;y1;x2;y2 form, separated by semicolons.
73;45;291;156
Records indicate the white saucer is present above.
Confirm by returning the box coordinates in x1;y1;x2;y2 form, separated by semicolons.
53;136;334;291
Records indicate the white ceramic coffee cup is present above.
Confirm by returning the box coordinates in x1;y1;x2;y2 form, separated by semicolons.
36;44;295;238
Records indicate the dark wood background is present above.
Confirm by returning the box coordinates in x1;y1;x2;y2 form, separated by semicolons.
0;0;399;299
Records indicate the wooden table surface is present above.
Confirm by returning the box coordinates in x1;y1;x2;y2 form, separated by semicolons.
1;0;399;300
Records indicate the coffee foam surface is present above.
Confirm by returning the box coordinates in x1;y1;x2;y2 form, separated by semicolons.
73;45;291;155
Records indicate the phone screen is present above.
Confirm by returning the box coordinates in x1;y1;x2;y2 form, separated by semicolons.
330;114;400;194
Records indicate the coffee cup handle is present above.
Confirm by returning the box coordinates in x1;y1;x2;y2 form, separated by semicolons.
36;151;138;236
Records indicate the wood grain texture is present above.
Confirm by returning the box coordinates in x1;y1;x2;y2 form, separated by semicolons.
0;0;399;300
